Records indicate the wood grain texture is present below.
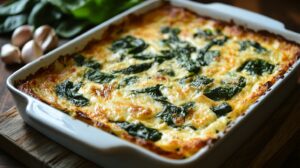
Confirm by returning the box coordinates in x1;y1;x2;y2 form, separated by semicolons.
0;108;100;168
0;85;298;168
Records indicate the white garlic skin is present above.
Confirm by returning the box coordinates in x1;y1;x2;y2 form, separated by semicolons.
34;25;58;52
0;44;22;64
21;40;43;64
11;25;34;48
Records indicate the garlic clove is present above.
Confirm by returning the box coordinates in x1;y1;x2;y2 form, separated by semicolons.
34;25;58;52
11;25;34;48
0;44;22;64
21;40;43;64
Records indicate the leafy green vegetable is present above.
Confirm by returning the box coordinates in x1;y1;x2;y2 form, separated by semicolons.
175;46;199;73
239;40;267;53
114;62;153;74
73;54;100;69
55;18;89;38
158;69;175;77
55;80;89;106
204;76;246;101
161;26;181;36
190;75;214;87
111;35;148;54
211;102;232;116
0;0;32;16
0;14;27;34
238;59;275;75
116;121;162;141
197;50;220;66
118;76;138;88
47;0;143;24
132;50;175;64
28;1;63;27
132;84;167;102
157;102;195;127
193;28;215;39
85;69;115;84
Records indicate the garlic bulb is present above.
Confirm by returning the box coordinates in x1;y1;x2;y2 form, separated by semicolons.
21;40;43;64
11;25;34;48
34;25;58;52
0;44;22;64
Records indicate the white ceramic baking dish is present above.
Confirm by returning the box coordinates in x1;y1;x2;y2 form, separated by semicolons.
6;0;300;167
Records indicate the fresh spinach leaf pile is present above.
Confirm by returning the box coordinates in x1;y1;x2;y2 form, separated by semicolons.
0;0;143;38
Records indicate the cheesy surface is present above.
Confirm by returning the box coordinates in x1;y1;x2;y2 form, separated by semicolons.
18;5;300;159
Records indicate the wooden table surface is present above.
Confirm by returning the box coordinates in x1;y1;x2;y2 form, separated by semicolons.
0;0;299;167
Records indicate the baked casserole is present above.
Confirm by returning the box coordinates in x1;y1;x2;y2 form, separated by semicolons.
17;5;300;159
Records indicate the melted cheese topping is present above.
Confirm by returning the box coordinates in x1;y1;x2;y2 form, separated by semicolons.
18;5;300;159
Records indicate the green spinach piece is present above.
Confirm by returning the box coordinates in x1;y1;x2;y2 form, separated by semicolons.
197;50;220;66
193;28;214;39
73;54;100;69
0;0;32;16
211;102;232;116
237;59;275;75
114;62;153;74
156;102;195;127
158;69;175;77
190;75;214;87
116;121;162;141
239;40;267;53
175;46;200;73
85;69;115;84
28;1;63;27
55;18;89;38
0;14;27;34
132;51;174;63
118;76;138;88
111;35;148;54
204;76;246;101
161;26;181;36
132;84;167;102
55;80;89;106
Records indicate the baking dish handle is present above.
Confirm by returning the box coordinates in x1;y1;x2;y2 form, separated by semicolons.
206;3;285;30
25;100;124;150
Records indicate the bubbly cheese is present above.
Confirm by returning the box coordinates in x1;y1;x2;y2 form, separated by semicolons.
18;5;300;159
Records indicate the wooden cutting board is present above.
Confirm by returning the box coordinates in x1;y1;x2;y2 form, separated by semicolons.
0;86;299;168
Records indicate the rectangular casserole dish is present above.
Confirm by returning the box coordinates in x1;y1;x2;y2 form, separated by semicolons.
6;0;300;167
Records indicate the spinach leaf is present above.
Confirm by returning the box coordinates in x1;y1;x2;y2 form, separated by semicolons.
175;46;200;73
73;54;100;69
28;1;63;27
85;69;115;84
55;80;89;106
132;84;167;102
204;76;246;101
161;26;180;36
47;0;143;25
118;76;138;88
116;121;162;141
0;0;32;16
114;62;153;74
197;50;220;66
111;35;148;54
157;102;195;127
239;40;267;53
56;18;89;38
237;59;275;75
193;28;214;39
158;69;175;77
211;102;232;116
0;14;27;34
132;50;175;64
190;75;214;87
